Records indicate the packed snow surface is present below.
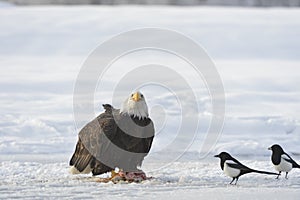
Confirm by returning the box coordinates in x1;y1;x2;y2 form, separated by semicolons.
1;158;300;199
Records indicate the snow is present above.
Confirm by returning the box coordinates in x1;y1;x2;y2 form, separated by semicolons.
0;5;300;199
1;158;300;199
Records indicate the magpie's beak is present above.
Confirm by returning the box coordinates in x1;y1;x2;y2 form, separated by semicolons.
268;147;271;150
214;155;219;158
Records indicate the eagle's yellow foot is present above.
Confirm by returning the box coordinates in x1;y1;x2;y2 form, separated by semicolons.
109;169;124;183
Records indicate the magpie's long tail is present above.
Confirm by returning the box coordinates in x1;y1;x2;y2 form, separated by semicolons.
251;169;279;175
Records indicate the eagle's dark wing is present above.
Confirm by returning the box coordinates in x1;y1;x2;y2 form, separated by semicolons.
69;137;93;172
69;110;117;174
106;115;155;170
116;117;155;153
141;119;155;154
137;118;155;155
70;106;155;174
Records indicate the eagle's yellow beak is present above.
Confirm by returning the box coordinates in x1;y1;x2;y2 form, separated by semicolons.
132;92;140;102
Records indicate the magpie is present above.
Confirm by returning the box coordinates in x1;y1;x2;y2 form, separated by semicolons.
214;152;279;185
268;144;300;179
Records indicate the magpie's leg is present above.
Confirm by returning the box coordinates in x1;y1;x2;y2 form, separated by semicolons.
285;172;288;179
234;177;239;185
230;178;235;185
276;171;281;179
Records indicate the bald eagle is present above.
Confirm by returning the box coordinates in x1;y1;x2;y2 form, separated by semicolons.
69;92;155;175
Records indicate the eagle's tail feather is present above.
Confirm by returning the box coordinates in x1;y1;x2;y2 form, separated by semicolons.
69;139;93;174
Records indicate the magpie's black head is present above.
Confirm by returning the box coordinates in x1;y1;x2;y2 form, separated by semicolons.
268;144;284;154
214;152;233;160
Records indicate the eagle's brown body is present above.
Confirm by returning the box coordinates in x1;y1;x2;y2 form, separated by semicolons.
70;104;155;175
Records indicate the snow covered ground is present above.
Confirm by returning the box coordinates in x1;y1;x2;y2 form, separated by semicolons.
1;4;300;199
1;158;300;199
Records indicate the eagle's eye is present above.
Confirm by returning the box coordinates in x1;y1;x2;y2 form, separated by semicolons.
141;94;144;98
131;94;134;97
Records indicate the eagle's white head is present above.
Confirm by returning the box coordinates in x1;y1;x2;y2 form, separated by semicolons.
120;91;149;119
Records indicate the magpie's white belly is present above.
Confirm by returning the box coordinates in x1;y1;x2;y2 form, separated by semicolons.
224;161;240;178
275;157;293;172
